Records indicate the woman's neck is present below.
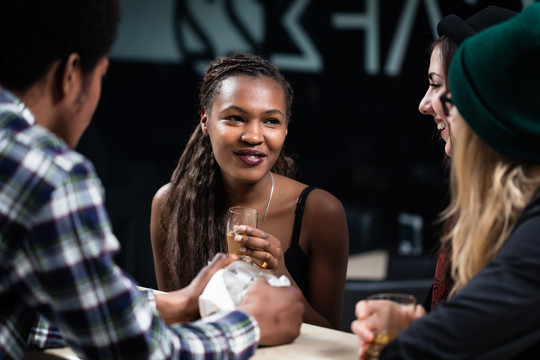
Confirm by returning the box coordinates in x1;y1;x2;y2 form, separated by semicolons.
223;172;274;209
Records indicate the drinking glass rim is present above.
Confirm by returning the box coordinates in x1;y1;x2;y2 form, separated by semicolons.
366;293;417;304
228;206;258;215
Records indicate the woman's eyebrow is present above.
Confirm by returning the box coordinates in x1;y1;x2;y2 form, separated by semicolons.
222;105;248;114
222;106;285;117
428;72;443;81
262;109;285;117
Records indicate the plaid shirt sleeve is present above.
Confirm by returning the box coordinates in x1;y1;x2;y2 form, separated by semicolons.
27;288;157;351
17;152;258;359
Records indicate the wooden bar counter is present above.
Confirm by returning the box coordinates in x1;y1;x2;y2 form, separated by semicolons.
24;323;359;359
253;323;359;359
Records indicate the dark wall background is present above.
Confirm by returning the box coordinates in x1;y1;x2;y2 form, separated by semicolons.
77;0;527;288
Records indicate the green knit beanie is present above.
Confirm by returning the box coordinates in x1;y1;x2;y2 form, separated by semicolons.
449;3;540;164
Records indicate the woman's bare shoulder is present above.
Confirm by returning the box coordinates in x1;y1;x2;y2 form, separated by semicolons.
151;183;171;232
296;184;348;251
305;188;345;216
273;174;311;195
275;174;345;216
152;183;171;205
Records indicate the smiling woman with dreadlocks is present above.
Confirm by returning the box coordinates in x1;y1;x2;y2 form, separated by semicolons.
150;51;349;329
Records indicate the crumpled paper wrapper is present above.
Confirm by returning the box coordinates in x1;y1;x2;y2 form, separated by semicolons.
199;260;291;317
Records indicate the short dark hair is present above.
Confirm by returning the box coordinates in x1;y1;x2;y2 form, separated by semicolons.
0;0;121;92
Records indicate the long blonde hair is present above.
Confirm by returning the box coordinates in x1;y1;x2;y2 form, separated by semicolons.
442;116;540;296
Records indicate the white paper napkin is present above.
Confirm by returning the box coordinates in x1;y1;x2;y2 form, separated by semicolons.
199;261;291;317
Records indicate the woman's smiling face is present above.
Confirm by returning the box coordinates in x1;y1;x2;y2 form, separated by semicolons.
201;74;288;185
418;45;455;157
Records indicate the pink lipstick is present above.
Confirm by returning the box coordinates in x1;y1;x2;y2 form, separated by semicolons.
234;149;266;166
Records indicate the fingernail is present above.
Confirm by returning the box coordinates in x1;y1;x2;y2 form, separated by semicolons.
361;327;374;341
235;235;242;242
237;225;246;232
239;247;246;253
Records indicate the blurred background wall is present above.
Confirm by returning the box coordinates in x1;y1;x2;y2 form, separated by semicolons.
77;0;529;291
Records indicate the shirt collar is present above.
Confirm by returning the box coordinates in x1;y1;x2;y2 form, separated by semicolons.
0;86;36;125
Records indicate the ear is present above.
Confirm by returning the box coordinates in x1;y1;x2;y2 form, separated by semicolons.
59;53;83;99
200;108;209;136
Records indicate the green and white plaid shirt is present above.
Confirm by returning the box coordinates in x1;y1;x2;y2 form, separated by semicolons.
0;87;259;359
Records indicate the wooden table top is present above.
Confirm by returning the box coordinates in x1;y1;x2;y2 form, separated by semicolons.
252;323;359;359
23;323;359;359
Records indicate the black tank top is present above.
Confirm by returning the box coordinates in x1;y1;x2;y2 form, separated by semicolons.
283;186;318;301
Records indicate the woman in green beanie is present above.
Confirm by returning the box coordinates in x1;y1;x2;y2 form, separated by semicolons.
352;3;540;359
418;5;517;311
419;5;516;158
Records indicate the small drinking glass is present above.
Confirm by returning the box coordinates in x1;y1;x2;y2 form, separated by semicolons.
365;293;417;360
226;206;257;262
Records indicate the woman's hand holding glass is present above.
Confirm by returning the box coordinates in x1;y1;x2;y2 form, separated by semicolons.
351;297;426;359
232;225;287;275
226;206;258;263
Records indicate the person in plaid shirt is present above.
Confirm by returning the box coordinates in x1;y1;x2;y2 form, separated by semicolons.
0;0;304;359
